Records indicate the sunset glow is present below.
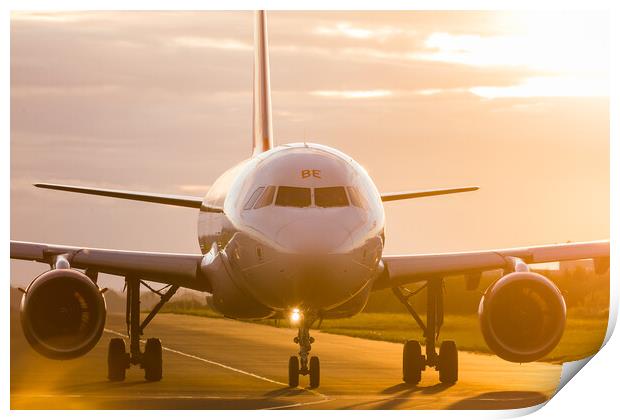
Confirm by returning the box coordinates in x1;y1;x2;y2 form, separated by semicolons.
11;11;609;292
417;12;608;98
8;10;611;411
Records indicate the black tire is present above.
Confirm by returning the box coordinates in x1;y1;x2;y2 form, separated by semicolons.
438;340;458;384
143;338;163;382
288;356;299;388
403;340;423;384
108;338;127;381
309;356;320;388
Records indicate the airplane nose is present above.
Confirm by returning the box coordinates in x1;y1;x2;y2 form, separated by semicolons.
277;253;364;310
230;226;382;311
275;219;352;253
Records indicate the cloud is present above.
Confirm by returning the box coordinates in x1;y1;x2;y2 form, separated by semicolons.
470;76;608;99
170;36;252;51
310;89;393;99
11;85;122;97
11;12;88;23
10;11;610;293
307;88;480;100
313;22;406;40
416;23;607;75
178;184;210;193
10;11;558;99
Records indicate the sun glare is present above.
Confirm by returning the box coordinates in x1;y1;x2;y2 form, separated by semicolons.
420;12;608;98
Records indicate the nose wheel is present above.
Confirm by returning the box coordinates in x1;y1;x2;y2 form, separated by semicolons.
288;355;300;387
309;355;320;388
288;316;320;388
288;354;321;388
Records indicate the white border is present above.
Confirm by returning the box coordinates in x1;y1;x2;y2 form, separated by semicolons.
3;0;617;418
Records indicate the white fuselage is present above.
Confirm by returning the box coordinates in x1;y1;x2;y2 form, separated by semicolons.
198;143;385;320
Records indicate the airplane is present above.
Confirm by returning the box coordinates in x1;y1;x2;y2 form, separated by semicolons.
11;11;610;389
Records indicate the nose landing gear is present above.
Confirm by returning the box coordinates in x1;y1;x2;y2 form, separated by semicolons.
288;315;320;388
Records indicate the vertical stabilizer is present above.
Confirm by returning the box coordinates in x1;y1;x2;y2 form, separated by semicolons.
252;10;273;155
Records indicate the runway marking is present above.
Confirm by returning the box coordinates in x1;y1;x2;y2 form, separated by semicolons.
12;394;244;400
263;398;334;410
104;328;285;386
103;328;332;409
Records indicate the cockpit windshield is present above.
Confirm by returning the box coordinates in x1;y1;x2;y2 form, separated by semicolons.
275;186;312;208
243;186;265;210
244;185;365;210
315;186;349;208
254;185;276;209
346;186;364;208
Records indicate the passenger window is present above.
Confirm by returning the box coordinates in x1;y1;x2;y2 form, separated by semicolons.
243;187;265;210
315;187;349;208
275;186;311;207
254;185;276;209
346;186;364;208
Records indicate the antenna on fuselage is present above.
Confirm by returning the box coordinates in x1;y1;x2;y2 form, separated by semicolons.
252;10;274;156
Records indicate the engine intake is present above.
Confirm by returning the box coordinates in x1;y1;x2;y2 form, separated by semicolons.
479;271;566;363
20;269;106;360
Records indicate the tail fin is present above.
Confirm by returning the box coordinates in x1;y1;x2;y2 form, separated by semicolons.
252;10;273;156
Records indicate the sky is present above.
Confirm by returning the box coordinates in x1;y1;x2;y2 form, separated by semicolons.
10;11;609;290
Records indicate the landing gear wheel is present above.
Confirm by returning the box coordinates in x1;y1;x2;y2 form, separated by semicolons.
288;356;300;388
403;340;424;384
143;338;163;382
438;340;458;384
108;338;128;381
309;356;320;388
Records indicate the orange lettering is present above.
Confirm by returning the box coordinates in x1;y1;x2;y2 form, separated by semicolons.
301;169;321;179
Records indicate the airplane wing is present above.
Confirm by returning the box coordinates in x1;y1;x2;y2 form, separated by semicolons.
10;241;210;291
374;240;610;290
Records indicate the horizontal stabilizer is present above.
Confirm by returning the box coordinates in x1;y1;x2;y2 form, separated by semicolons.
34;183;206;209
381;186;479;202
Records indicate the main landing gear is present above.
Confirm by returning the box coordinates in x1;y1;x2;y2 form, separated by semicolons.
393;278;458;385
107;276;179;382
288;315;320;388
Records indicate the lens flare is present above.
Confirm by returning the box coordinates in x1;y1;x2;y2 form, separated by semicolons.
290;308;301;323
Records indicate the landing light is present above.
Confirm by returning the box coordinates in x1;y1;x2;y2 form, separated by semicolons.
290;308;301;324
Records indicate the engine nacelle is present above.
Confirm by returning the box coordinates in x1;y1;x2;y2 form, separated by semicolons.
20;269;107;360
478;271;566;363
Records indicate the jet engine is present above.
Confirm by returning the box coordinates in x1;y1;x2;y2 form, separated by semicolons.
20;269;107;360
478;271;566;363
